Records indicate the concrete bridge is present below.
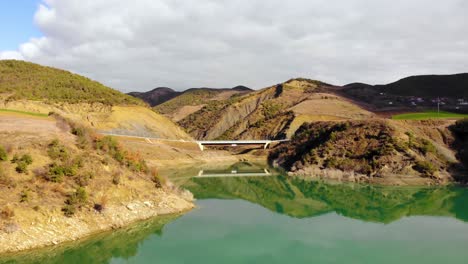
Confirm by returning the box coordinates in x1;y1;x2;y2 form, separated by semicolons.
196;140;289;151
98;132;289;151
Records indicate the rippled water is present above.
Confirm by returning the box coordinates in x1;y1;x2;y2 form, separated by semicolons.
2;163;468;264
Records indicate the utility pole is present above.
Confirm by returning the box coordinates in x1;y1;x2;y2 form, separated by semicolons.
437;97;440;116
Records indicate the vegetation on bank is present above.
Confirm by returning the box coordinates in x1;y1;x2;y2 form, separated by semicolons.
0;114;167;222
0;60;144;106
269;120;451;180
392;111;468;120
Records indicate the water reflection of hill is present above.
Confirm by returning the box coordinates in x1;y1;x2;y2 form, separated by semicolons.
183;176;468;223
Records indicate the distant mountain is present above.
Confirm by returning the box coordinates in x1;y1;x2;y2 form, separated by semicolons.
128;87;180;107
344;73;468;98
128;86;253;107
231;85;252;91
340;73;468;112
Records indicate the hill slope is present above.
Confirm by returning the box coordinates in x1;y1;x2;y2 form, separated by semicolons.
0;60;144;106
0;113;193;253
0;60;192;140
380;73;468;97
154;86;253;121
174;79;374;140
341;73;468;112
344;73;468;97
269;119;460;185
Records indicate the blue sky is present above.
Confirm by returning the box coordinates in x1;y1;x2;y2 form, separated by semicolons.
0;0;41;50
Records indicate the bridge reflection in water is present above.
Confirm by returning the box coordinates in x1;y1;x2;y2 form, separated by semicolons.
196;168;273;178
166;162;280;182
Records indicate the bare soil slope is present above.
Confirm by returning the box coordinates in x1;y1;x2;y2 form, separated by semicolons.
0;99;192;140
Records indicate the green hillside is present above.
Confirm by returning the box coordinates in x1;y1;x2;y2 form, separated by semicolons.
392;111;468;120
0;60;144;105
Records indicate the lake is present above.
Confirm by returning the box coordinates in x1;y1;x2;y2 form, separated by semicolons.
2;163;468;264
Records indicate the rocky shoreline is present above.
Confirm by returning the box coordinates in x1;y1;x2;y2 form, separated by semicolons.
0;189;194;254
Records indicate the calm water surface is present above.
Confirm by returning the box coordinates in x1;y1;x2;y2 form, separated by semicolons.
2;163;468;264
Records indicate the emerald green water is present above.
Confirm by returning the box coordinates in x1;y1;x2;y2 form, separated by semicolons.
2;164;468;264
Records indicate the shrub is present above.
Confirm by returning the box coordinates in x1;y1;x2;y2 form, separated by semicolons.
45;163;65;183
15;161;28;173
96;136;127;162
10;154;19;163
149;168;165;188
47;139;69;160
127;159;148;173
20;154;33;165
19;190;29;203
62;187;88;217
74;187;88;204
94;195;108;213
419;139;436;155
62;205;76;217
71;126;92;149
413;160;436;176
71;127;85;137
75;172;94;187
10;154;33;174
0;146;7;161
262;101;283;120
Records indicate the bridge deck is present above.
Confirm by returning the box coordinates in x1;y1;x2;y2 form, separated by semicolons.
98;132;289;151
198;140;275;145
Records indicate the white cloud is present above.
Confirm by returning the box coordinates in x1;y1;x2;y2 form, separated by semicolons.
0;51;24;60
3;0;468;92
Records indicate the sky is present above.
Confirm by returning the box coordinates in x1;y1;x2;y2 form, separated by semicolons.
0;0;467;92
0;0;41;50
